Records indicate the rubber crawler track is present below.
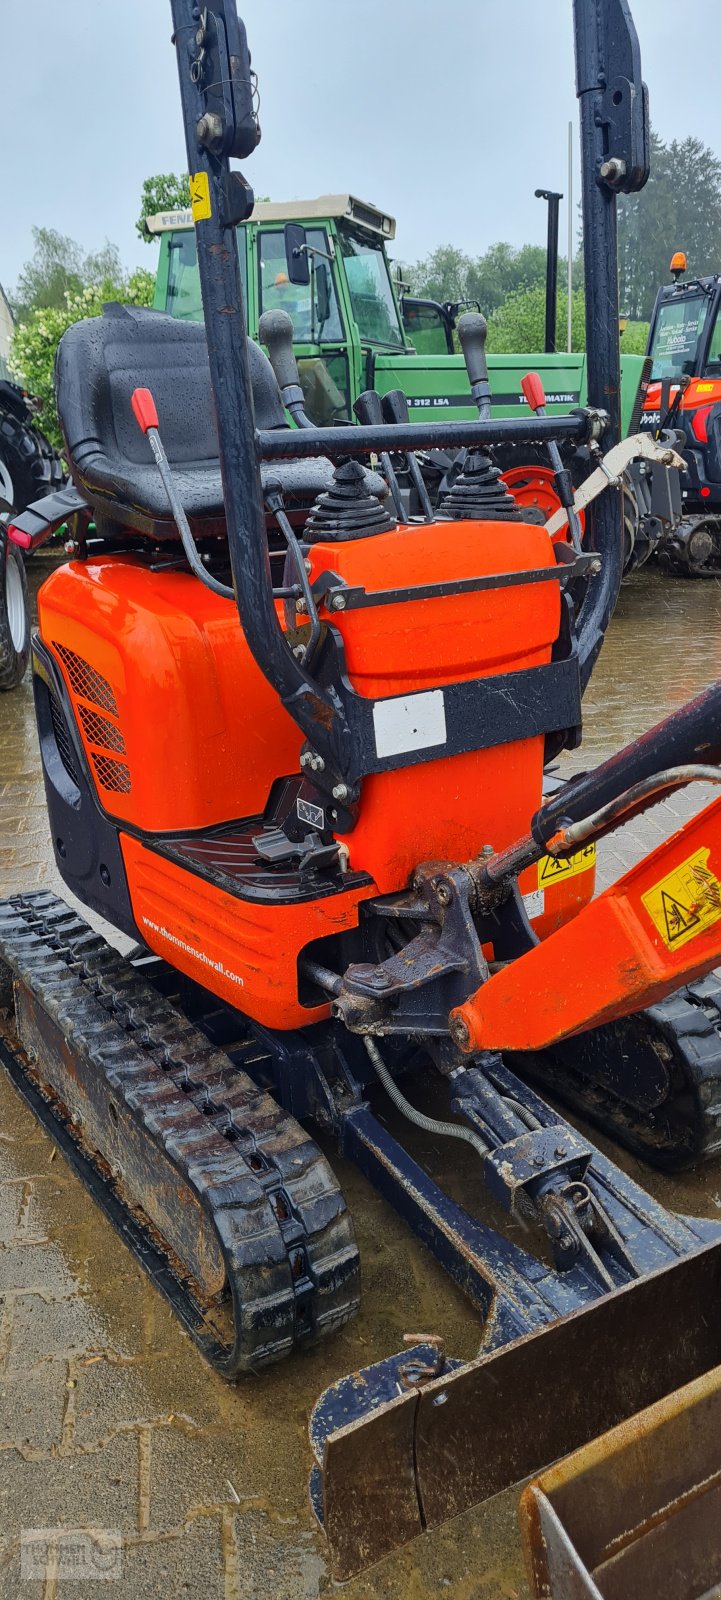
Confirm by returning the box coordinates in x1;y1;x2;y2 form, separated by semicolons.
658;515;721;578
517;973;721;1173
0;892;360;1375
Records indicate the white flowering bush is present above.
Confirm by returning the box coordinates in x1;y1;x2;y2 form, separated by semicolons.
10;269;154;450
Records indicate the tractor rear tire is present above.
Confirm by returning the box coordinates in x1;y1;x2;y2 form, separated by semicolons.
0;395;63;691
0;529;30;691
0;401;63;516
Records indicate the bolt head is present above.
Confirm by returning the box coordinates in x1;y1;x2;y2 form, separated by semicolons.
300;751;312;768
449;1013;472;1052
436;883;452;906
331;593;346;611
332;783;349;802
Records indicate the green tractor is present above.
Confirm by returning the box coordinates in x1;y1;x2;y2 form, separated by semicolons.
149;193;671;561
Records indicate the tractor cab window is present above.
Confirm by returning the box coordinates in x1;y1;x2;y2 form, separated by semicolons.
649;295;709;381
166;230;248;321
402;299;454;356
705;306;721;374
337;228;404;348
258;229;343;344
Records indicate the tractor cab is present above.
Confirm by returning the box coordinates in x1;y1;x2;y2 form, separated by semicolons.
642;258;721;424
151;195;411;426
641;255;721;571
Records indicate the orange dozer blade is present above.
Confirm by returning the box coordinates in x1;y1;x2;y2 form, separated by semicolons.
318;1239;721;1580
453;792;721;1053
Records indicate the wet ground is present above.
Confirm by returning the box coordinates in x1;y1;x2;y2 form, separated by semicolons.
1;561;721;1598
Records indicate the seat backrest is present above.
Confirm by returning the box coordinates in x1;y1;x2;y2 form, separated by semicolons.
55;305;286;481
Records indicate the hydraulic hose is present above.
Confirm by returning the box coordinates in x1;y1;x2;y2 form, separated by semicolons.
365;1038;490;1160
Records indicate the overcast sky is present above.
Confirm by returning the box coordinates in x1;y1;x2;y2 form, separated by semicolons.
4;1;719;296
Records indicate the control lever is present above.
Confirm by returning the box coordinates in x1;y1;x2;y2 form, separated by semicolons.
130;387;234;599
521;373;583;553
258;309;313;429
353;390;405;521
457;312;492;419
380;390;434;521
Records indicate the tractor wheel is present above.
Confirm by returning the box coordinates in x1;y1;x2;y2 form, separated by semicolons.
497;442;641;573
495;443;586;537
0;395;63;691
0;402;63;516
0;528;30;691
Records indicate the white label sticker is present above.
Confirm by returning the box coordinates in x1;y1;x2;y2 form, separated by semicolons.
523;889;544;920
297;797;325;830
373;690;447;760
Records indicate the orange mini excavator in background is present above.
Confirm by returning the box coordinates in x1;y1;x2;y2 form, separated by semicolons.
6;0;721;1580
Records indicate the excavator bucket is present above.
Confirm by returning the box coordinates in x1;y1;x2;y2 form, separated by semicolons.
520;1360;721;1599
313;1239;721;1579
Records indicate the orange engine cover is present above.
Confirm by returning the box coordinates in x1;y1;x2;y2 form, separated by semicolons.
37;556;303;832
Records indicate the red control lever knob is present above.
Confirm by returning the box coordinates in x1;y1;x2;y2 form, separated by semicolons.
521;372;546;412
131;387;159;433
6;523;33;550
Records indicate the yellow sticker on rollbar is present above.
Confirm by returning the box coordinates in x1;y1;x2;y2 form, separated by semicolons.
642;848;721;951
537;842;596;888
189;172;212;222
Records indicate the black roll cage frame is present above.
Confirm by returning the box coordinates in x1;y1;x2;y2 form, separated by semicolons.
168;0;650;813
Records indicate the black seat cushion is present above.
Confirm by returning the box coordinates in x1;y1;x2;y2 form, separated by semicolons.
55;306;368;539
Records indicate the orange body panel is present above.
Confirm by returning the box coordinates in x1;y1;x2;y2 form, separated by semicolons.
309;520;560;890
453;794;721;1052
38;558;303;832
308;519;559;695
643;376;721;415
120;834;374;1030
37;525;589;1027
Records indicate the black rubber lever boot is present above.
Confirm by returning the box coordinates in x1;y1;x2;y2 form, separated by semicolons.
258;309;313;428
533;679;721;848
380;390;434;521
353;390;405;521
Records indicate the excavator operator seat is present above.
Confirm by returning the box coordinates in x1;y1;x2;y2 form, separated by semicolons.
54;306;354;540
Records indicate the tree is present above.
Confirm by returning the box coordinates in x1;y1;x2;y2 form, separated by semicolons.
403;240;553;317
10;268;155;449
12;228;85;321
620;321;650;355
136;173;189;241
487;283;587;354
618;130;721;320
403;245;474;305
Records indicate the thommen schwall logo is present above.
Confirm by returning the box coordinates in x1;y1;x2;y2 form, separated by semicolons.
21;1529;122;1582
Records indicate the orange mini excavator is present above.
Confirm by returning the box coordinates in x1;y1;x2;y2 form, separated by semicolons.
6;0;721;1579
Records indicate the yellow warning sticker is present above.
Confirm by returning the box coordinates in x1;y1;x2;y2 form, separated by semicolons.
537;843;596;888
189;171;212;222
642;849;721;952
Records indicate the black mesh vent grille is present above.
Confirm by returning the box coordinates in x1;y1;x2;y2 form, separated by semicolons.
78;704;126;754
53;643;119;716
92;754;132;794
48;689;81;787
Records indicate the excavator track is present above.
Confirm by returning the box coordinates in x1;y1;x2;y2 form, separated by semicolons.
516;973;721;1173
657;514;721;577
0;892;360;1375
